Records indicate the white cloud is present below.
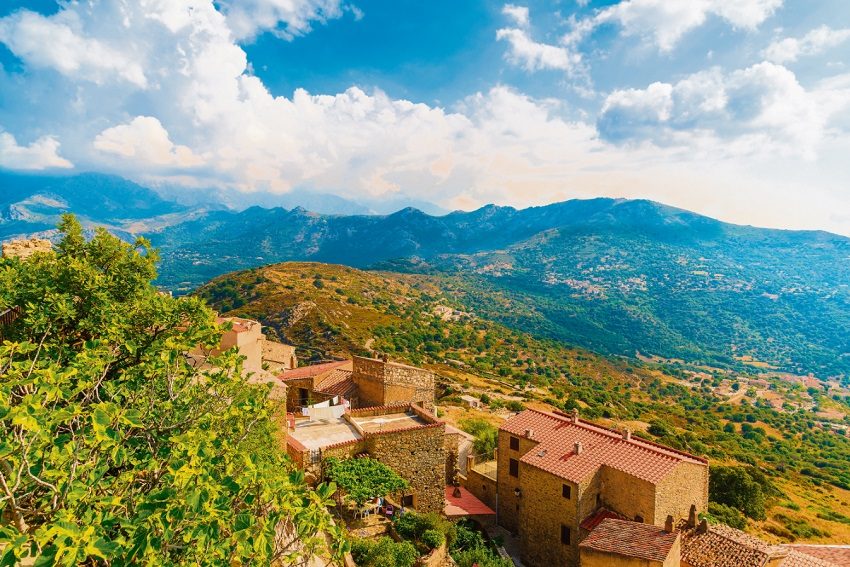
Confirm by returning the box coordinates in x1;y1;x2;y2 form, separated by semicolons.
595;0;783;51
0;10;147;87
496;28;581;73
598;62;834;159
0;131;73;170
502;4;530;27
93;116;204;168
763;25;850;63
496;5;583;76
216;0;345;41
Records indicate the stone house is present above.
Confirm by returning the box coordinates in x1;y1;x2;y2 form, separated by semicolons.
279;355;435;413
579;518;681;567
286;403;446;513
493;408;709;567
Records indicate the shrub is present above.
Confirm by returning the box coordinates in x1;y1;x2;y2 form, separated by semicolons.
421;529;445;550
351;537;417;567
706;502;747;529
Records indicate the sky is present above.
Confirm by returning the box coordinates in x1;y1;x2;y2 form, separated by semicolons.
0;1;849;234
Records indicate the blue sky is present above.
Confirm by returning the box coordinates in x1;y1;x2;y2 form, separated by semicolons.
0;0;849;233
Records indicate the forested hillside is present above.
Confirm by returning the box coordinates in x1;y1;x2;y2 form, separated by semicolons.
197;261;850;544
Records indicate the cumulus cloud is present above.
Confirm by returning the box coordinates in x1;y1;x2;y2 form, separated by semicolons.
595;0;782;51
598;62;839;159
0;10;147;87
216;0;345;41
496;5;583;75
93;116;204;168
0;131;73;170
763;25;850;63
502;4;530;27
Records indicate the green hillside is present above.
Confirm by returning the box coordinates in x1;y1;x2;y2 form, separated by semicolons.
197;261;850;544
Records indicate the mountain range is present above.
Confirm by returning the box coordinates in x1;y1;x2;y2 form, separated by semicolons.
2;171;848;377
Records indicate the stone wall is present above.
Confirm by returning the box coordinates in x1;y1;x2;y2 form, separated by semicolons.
352;356;435;411
600;466;656;524
1;238;52;260
518;463;581;567
462;468;498;513
365;422;446;513
496;429;538;534
654;461;708;526
581;544;680;567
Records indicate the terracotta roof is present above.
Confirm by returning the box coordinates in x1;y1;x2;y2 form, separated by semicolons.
580;507;627;532
681;523;789;567
579;519;678;562
280;360;349;381
314;369;356;398
444;486;496;517
783;546;847;566
500;409;706;484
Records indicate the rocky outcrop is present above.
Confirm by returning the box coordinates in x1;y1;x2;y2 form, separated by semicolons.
2;238;53;260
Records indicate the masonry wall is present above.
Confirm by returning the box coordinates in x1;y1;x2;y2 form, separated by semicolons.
517;462;581;567
496;430;537;534
351;357;435;411
580;542;680;567
463;468;498;512
600;466;657;524
654;461;709;526
365;423;446;513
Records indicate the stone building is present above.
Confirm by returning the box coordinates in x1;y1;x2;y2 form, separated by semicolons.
494;408;709;567
579;518;681;567
279;355;435;413
286;403;446;513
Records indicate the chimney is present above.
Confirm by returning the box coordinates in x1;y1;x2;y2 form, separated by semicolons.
574;441;583;455
688;504;697;528
571;408;579;424
524;428;534;439
665;515;674;533
697;519;708;534
622;428;632;441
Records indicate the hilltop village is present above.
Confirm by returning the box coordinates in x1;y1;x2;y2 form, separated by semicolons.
214;313;849;567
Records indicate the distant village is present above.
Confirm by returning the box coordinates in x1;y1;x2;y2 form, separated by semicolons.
211;311;849;567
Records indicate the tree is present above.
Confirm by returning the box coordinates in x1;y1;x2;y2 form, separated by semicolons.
709;466;768;520
324;457;408;506
458;417;498;457
0;216;344;565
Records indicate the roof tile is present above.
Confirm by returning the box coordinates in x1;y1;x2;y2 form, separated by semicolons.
579;519;678;562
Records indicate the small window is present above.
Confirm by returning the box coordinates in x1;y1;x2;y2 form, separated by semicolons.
561;525;571;545
635;515;644;523
562;484;571;499
509;458;519;477
509;436;519;451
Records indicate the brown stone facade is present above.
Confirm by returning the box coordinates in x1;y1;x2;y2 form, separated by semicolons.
287;404;447;514
352;356;435;411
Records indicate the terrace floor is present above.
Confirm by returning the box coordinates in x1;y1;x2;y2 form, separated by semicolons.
351;412;427;433
289;417;361;450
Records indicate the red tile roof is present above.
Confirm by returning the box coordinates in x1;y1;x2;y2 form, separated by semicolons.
681;523;789;567
579;519;678;562
501;409;706;484
279;360;349;381
783;546;847;566
580;507;627;532
444;485;496;517
314;369;356;397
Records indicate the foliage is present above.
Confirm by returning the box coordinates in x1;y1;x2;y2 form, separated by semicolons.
350;536;417;567
709;466;770;520
449;519;510;567
458;417;498;457
705;502;747;530
325;457;408;506
0;216;344;565
394;511;454;553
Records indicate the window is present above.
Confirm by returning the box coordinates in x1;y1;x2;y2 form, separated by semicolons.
509;436;519;450
562;484;571;499
635;515;644;523
509;458;519;477
561;525;571;545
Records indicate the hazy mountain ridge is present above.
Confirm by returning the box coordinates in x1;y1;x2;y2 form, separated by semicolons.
3;172;848;377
